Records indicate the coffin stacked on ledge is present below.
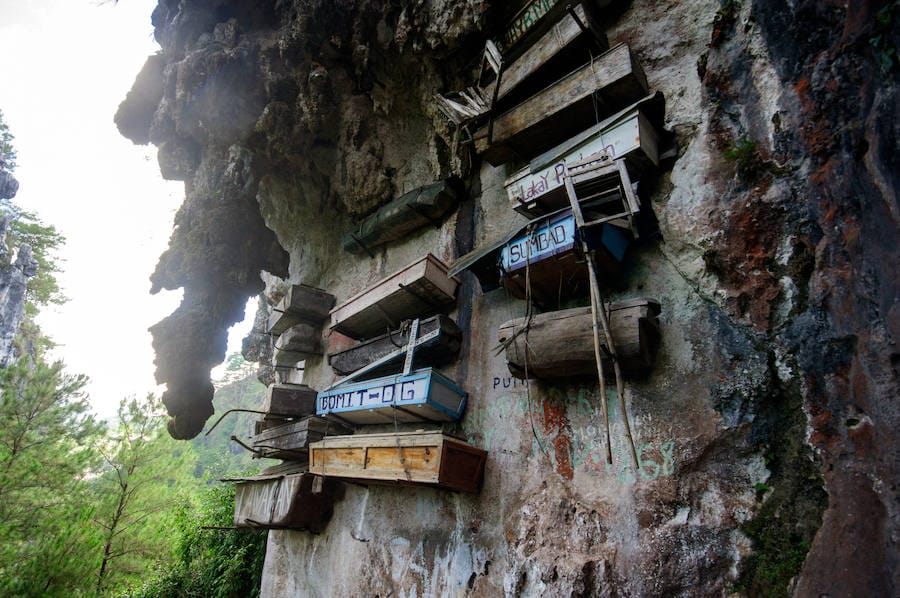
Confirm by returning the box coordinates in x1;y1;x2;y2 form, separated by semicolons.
266;284;335;368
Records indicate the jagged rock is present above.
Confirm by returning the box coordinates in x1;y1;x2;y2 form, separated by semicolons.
0;215;38;367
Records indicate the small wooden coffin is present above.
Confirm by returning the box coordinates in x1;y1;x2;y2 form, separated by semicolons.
488;3;608;108
233;472;340;532
328;315;462;377
252;416;353;460
317;368;467;425
497;297;661;379
273;322;323;365
506;93;664;216
475;43;649;165
309;431;486;493
263;383;318;419
267;284;336;337
499;0;613;57
330;254;459;340
448;207;633;305
342;180;459;255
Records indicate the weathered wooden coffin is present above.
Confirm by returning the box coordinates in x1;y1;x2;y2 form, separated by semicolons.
448;207;633;305
497;297;661;379
328;315;462;377
506;93;664;216
330;254;459;340
317;368;467;425
272;322;323;367
233;472;341;532
263;383;318;419
499;0;613;57
341;180;459;255
475;43;649;166
487;3;608;108
267;284;336;337
251;416;353;460
309;431;487;493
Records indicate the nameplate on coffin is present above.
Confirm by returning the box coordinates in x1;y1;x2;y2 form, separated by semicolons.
316;368;467;425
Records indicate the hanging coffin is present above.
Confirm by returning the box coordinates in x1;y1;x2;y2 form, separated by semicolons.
330;254;459;340
267;284;335;337
328;315;462;377
505;92;665;216
309;431;487;493
449;206;633;305
232;472;341;532
499;0;614;58
317;367;467;425
262;383;318;419
497;297;661;379
341;180;459;255
251;416;353;461
474;43;649;166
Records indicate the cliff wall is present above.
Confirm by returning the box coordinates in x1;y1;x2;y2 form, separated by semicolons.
117;0;898;595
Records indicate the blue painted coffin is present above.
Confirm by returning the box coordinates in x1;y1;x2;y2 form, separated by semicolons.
317;368;467;425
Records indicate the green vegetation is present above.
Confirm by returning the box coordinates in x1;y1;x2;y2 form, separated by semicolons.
0;115;268;596
870;3;899;74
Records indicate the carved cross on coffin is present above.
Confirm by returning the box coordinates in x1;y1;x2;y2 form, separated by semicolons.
324;318;439;391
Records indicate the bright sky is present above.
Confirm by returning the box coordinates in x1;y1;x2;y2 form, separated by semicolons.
0;0;252;420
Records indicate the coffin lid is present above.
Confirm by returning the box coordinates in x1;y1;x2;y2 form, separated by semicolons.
527;91;665;173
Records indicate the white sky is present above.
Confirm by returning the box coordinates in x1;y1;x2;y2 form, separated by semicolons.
0;0;252;420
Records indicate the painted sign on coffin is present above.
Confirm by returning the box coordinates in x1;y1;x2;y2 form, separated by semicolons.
505;113;639;206
500;212;576;272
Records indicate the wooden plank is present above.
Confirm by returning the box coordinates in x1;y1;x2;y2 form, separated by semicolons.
252;416;352;460
267;284;336;337
309;431;486;493
493;3;608;105
263;383;318;419
341;180;459;254
316;368;467;425
505;93;663;215
497;298;661;379
475;43;649;165
330;254;459;340
233;472;341;532
328;315;462;377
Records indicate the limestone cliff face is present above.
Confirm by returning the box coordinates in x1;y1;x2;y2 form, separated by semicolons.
0;211;37;368
118;0;898;595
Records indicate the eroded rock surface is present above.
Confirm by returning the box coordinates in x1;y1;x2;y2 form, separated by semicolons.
119;0;898;594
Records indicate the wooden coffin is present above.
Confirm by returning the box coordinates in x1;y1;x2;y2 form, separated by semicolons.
506;93;664;216
272;322;323;366
263;383;318;419
328;315;462;377
330;254;459;340
233;472;341;532
497;297;661;379
487;3;608;108
309;431;486;493
499;0;613;57
267;284;336;337
341;180;459;255
475;43;649;165
500;215;632;304
317;368;467;425
448;206;633;305
252;416;353;460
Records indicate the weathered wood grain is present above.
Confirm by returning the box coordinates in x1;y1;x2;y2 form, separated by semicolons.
233;472;341;532
251;416;352;460
475;43;649;165
328;315;462;376
330;254;459;340
309;431;486;493
497;297;661;379
263;383;318;419
267;284;336;337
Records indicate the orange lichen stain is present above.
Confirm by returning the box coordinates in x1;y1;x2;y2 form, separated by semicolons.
543;396;573;480
811;162;833;186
